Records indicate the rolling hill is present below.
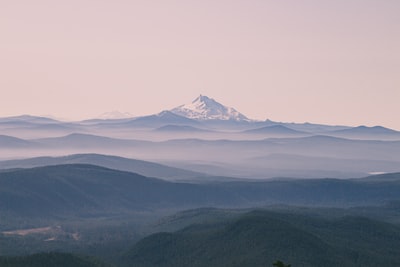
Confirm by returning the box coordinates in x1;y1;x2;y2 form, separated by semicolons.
327;125;400;140
154;125;211;133
0;135;39;149
0;154;205;181
1;165;400;219
33;133;149;148
116;111;201;128
0;164;242;218
243;125;309;136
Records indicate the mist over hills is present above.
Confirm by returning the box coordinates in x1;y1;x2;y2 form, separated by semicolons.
154;125;213;133
1;94;399;178
0;129;399;267
34;133;149;149
0;154;205;181
0;135;39;148
3;96;397;138
120;110;202;128
1;132;399;178
0;96;395;134
0;115;59;124
243;125;310;137
1;95;400;266
328;125;400;140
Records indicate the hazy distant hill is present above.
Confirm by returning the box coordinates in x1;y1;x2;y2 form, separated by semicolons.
116;111;201;128
163;136;400;178
2;99;397;140
154;125;212;133
33;133;151;149
0;135;39;149
1;133;399;178
0;97;352;135
327;125;400;140
0;98;399;179
249;153;400;176
0;115;60;124
243;125;309;136
0;115;76;132
0;154;205;181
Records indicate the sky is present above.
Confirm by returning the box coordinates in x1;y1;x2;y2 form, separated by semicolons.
1;0;399;129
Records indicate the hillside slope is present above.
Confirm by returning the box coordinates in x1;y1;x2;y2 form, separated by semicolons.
123;211;400;267
1;165;400;219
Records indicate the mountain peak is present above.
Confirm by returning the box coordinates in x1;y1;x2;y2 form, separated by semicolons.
192;94;211;103
171;95;251;121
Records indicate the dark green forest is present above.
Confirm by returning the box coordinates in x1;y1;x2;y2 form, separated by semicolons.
0;252;110;267
2;208;400;267
1;165;400;267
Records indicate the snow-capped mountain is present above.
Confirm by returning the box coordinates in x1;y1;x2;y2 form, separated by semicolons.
171;95;251;121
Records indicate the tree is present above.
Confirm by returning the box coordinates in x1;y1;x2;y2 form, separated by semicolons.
273;260;291;267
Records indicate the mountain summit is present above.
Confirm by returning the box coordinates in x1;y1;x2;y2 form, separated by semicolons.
171;95;251;121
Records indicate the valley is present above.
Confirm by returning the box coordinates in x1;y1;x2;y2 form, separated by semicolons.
1;96;400;266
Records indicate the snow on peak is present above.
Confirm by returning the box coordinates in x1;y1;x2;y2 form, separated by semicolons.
171;95;251;121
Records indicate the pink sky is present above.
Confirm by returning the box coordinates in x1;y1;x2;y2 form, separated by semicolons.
1;0;399;129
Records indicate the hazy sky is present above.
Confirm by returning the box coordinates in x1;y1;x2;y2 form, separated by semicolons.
1;0;399;129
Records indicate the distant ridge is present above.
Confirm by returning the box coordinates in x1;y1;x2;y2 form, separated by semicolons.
327;125;400;140
97;111;133;119
0;115;59;124
154;125;211;133
331;125;400;135
33;133;149;147
0;135;38;148
0;153;205;181
122;110;200;128
243;125;308;135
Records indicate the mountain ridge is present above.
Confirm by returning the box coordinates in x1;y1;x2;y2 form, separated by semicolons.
2;164;400;219
1;96;398;133
0;153;206;181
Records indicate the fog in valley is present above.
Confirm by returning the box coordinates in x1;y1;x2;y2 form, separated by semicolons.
1;97;400;267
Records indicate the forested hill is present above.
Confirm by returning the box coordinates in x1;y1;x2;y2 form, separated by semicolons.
122;210;400;267
1;164;400;218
